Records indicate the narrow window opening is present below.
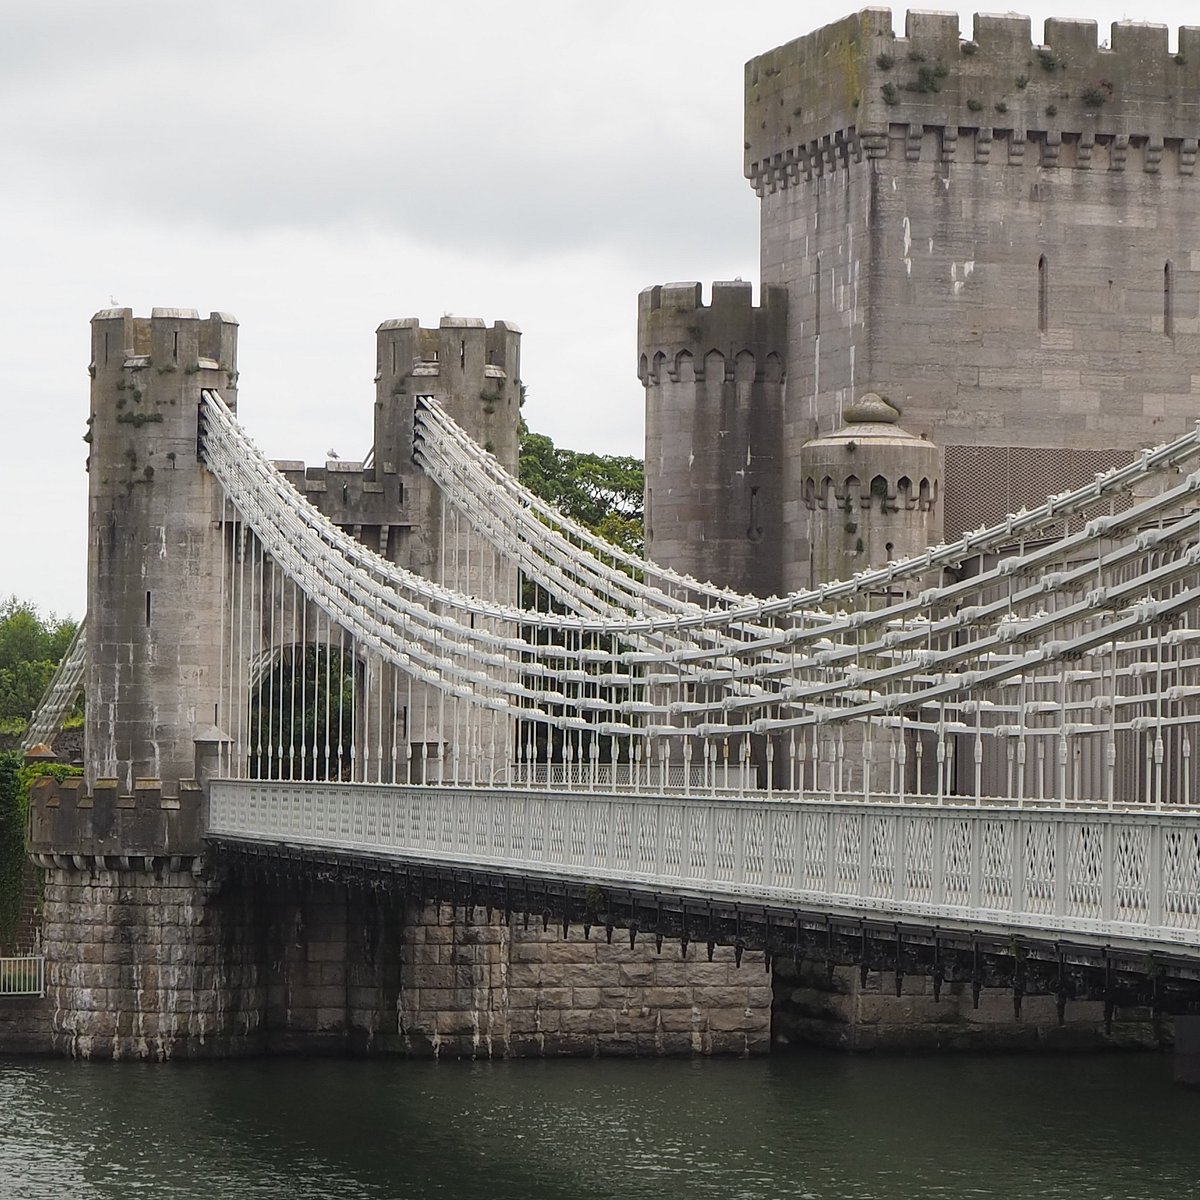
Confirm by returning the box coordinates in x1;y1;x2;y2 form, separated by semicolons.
748;486;763;542
104;333;110;365
391;342;397;372
814;254;822;337
1038;255;1048;332
460;339;466;368
145;590;152;627
214;703;219;724
172;331;179;361
1165;261;1174;337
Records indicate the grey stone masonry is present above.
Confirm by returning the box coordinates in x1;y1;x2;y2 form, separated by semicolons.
86;308;238;794
643;10;1200;595
638;282;788;596
398;903;772;1058
745;11;1200;587
38;863;263;1060
774;961;1167;1051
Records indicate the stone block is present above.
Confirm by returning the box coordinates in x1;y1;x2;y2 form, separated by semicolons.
616;963;655;986
614;1010;660;1035
588;1010;618;1034
594;1034;638;1057
707;1007;770;1034
644;986;694;1010
650;1031;699;1056
707;1031;753;1056
434;1010;478;1036
692;986;753;1010
657;1007;703;1033
559;1008;594;1034
654;960;730;986
306;941;345;964
503;987;540;1010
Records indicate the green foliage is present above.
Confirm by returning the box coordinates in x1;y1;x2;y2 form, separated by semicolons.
905;64;947;95
249;645;357;780
518;424;644;556
0;751;21;948
0;752;80;950
0;597;80;731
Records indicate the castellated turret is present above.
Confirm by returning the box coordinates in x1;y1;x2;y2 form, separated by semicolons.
738;8;1200;591
798;394;942;588
274;317;521;588
374;317;521;479
86;308;239;793
638;281;787;598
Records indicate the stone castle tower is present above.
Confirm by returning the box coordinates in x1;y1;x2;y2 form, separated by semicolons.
641;9;1200;592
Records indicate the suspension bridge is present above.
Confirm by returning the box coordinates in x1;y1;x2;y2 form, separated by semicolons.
26;373;1200;981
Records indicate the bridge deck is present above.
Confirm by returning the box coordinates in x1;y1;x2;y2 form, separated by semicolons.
208;780;1200;962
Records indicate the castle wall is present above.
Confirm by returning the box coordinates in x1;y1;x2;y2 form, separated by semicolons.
746;10;1200;589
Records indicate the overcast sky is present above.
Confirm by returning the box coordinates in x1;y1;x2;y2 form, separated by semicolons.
2;1;1190;618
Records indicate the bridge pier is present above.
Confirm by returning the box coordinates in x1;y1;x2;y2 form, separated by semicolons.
26;777;773;1060
774;962;1167;1052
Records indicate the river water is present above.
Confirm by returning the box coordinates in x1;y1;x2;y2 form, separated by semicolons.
3;1052;1198;1199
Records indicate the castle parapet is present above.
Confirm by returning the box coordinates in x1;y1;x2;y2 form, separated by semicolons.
27;774;205;864
746;9;1200;192
374;316;522;476
637;282;788;387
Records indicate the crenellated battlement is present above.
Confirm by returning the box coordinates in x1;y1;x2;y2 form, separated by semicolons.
374;316;522;478
637;282;788;386
375;316;521;387
746;9;1200;193
27;773;205;862
90;308;238;391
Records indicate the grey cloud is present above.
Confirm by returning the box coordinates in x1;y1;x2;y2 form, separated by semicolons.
0;2;754;257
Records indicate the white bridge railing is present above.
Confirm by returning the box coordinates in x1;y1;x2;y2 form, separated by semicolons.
0;956;46;997
208;781;1200;957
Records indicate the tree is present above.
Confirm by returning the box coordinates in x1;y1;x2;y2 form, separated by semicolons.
518;425;644;555
0;597;80;732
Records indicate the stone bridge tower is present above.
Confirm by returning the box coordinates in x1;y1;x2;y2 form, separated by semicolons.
86;308;239;796
29;309;529;1058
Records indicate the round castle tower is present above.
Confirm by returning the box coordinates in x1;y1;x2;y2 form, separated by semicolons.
638;281;788;598
798;393;942;587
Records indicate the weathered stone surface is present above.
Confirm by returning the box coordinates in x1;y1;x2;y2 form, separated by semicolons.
773;963;1165;1051
395;902;771;1059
